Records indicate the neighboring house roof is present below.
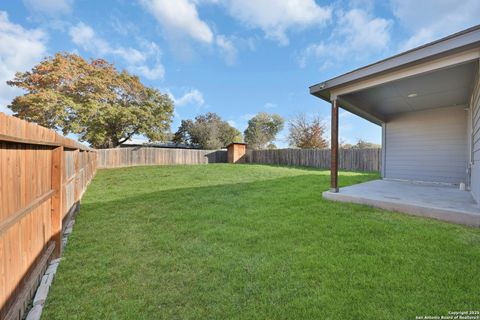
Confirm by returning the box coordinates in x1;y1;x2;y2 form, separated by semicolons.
120;142;201;149
310;25;480;125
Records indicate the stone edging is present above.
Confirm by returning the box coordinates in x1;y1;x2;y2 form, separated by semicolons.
24;219;76;320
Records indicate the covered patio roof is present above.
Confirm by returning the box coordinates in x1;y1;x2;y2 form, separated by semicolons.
310;25;480;194
310;24;480;125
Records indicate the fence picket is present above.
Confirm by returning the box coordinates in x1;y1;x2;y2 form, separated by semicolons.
96;147;228;169
246;148;380;172
0;113;96;319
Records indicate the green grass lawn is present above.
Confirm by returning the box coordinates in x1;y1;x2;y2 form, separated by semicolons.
42;164;480;320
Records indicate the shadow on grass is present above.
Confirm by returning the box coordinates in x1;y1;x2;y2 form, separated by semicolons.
242;162;381;175
43;172;480;320
80;173;472;234
89;165;379;206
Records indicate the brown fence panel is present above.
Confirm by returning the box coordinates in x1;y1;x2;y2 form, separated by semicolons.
98;147;380;171
246;148;381;172
97;147;227;169
0;113;97;320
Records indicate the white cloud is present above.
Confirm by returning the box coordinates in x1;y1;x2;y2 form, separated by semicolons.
131;64;165;81
222;0;331;45
264;102;277;109
110;16;138;37
133;41;166;80
216;35;238;65
70;22;145;64
299;9;391;68
273;127;289;148
169;89;205;107
240;113;256;121
140;0;213;44
0;11;48;113
233;113;257;132
70;22;94;44
140;0;264;65
391;0;480;50
348;0;375;12
23;0;73;16
337;9;390;52
69;22;165;80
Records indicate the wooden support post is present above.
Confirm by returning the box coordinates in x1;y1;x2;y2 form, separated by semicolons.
331;99;339;192
51;146;64;257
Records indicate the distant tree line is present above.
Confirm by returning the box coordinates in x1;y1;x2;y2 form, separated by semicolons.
244;113;284;149
172;112;285;150
171;112;379;150
340;139;381;149
172;113;241;150
6;52;380;150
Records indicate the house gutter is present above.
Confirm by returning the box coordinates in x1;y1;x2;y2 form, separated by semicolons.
310;24;480;102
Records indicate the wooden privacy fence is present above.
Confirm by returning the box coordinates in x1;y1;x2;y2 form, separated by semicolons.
97;147;227;169
0;113;96;320
247;148;381;172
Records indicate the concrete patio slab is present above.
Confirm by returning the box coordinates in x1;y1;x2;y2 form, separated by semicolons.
323;179;480;227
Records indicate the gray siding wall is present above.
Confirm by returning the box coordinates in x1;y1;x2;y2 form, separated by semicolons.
470;63;480;201
385;105;468;184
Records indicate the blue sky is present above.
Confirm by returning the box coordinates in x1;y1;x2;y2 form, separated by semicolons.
0;0;479;147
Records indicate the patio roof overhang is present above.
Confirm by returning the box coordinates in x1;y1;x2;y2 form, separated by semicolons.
310;24;480;125
311;24;480;193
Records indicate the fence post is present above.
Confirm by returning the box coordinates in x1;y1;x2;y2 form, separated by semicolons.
51;146;64;258
73;149;80;202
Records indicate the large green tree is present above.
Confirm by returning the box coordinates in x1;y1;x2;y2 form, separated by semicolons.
7;52;174;148
173;112;241;149
244;113;284;149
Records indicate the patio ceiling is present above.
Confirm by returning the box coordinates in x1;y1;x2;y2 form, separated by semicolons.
310;25;480;125
339;60;478;122
311;25;480;193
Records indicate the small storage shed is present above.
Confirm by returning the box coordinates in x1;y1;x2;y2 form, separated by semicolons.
227;143;247;163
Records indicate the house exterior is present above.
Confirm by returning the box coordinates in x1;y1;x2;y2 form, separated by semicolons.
310;25;480;225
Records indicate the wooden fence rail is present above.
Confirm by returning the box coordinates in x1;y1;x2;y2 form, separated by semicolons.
246;148;381;172
97;147;381;171
0;113;96;320
97;147;227;169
